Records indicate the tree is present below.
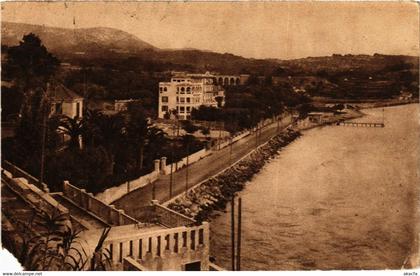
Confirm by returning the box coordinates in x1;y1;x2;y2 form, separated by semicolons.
6;33;59;90
82;109;104;148
125;103;151;172
181;120;199;134
93;114;125;175
4;34;60;182
58;116;84;151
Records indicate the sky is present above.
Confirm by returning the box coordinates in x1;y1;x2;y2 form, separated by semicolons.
1;1;419;60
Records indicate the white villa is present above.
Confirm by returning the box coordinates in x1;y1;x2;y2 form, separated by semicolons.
158;72;225;120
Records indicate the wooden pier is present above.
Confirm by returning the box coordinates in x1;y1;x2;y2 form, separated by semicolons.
338;121;385;128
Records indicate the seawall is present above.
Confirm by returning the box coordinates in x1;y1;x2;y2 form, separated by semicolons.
167;129;301;222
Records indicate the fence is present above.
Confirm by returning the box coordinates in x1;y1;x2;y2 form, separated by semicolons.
103;222;209;266
63;181;139;226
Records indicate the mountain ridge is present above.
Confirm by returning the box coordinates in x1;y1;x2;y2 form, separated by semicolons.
1;21;157;55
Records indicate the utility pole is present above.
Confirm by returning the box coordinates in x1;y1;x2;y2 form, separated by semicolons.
185;140;189;194
255;123;258;148
231;197;235;271
169;124;176;198
236;197;242;271
169;146;174;198
152;179;156;200
126;169;130;193
39;105;48;187
218;123;222;150
39;85;50;188
229;137;233;165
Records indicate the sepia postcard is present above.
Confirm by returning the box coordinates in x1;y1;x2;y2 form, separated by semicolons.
0;1;419;273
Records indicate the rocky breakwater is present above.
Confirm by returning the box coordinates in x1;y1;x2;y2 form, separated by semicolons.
168;129;301;223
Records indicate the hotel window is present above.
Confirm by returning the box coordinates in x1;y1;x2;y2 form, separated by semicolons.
162;105;168;112
163;87;167;92
181;87;185;94
186;106;191;112
159;87;163;92
186;87;191;94
180;106;185;113
176;96;179;103
161;96;168;103
177;87;180;93
180;97;185;103
186;97;190;103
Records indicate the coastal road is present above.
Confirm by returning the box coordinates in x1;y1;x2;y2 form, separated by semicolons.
113;116;292;214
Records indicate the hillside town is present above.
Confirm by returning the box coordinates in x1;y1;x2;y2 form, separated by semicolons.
1;2;419;273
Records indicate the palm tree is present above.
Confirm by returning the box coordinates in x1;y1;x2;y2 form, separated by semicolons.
125;105;151;172
58;115;84;151
127;116;149;172
82;109;104;148
94;114;125;175
146;126;167;160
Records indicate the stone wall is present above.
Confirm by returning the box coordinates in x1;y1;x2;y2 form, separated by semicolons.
162;148;210;175
216;129;251;150
152;201;195;228
95;170;160;204
124;201;195;228
63;181;139;226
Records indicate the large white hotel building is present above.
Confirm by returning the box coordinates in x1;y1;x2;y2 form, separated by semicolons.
158;72;226;120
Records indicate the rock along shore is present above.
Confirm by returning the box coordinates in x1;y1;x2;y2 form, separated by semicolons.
168;129;301;223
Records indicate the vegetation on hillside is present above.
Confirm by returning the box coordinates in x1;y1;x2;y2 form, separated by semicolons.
1;34;204;194
1;32;418;194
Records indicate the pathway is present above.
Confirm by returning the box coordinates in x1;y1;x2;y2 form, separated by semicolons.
114;116;292;214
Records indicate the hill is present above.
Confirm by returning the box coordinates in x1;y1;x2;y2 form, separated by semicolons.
1;21;156;56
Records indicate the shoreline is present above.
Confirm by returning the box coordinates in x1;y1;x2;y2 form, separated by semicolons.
165;101;410;222
166;108;365;222
167;129;302;222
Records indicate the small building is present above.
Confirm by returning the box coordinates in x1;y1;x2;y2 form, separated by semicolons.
49;84;83;119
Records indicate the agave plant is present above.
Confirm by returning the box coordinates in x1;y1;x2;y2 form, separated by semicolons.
4;198;114;271
90;227;112;271
19;208;86;270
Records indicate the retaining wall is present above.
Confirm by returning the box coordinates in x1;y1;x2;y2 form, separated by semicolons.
96;170;160;204
162;148;209;175
63;181;139;226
